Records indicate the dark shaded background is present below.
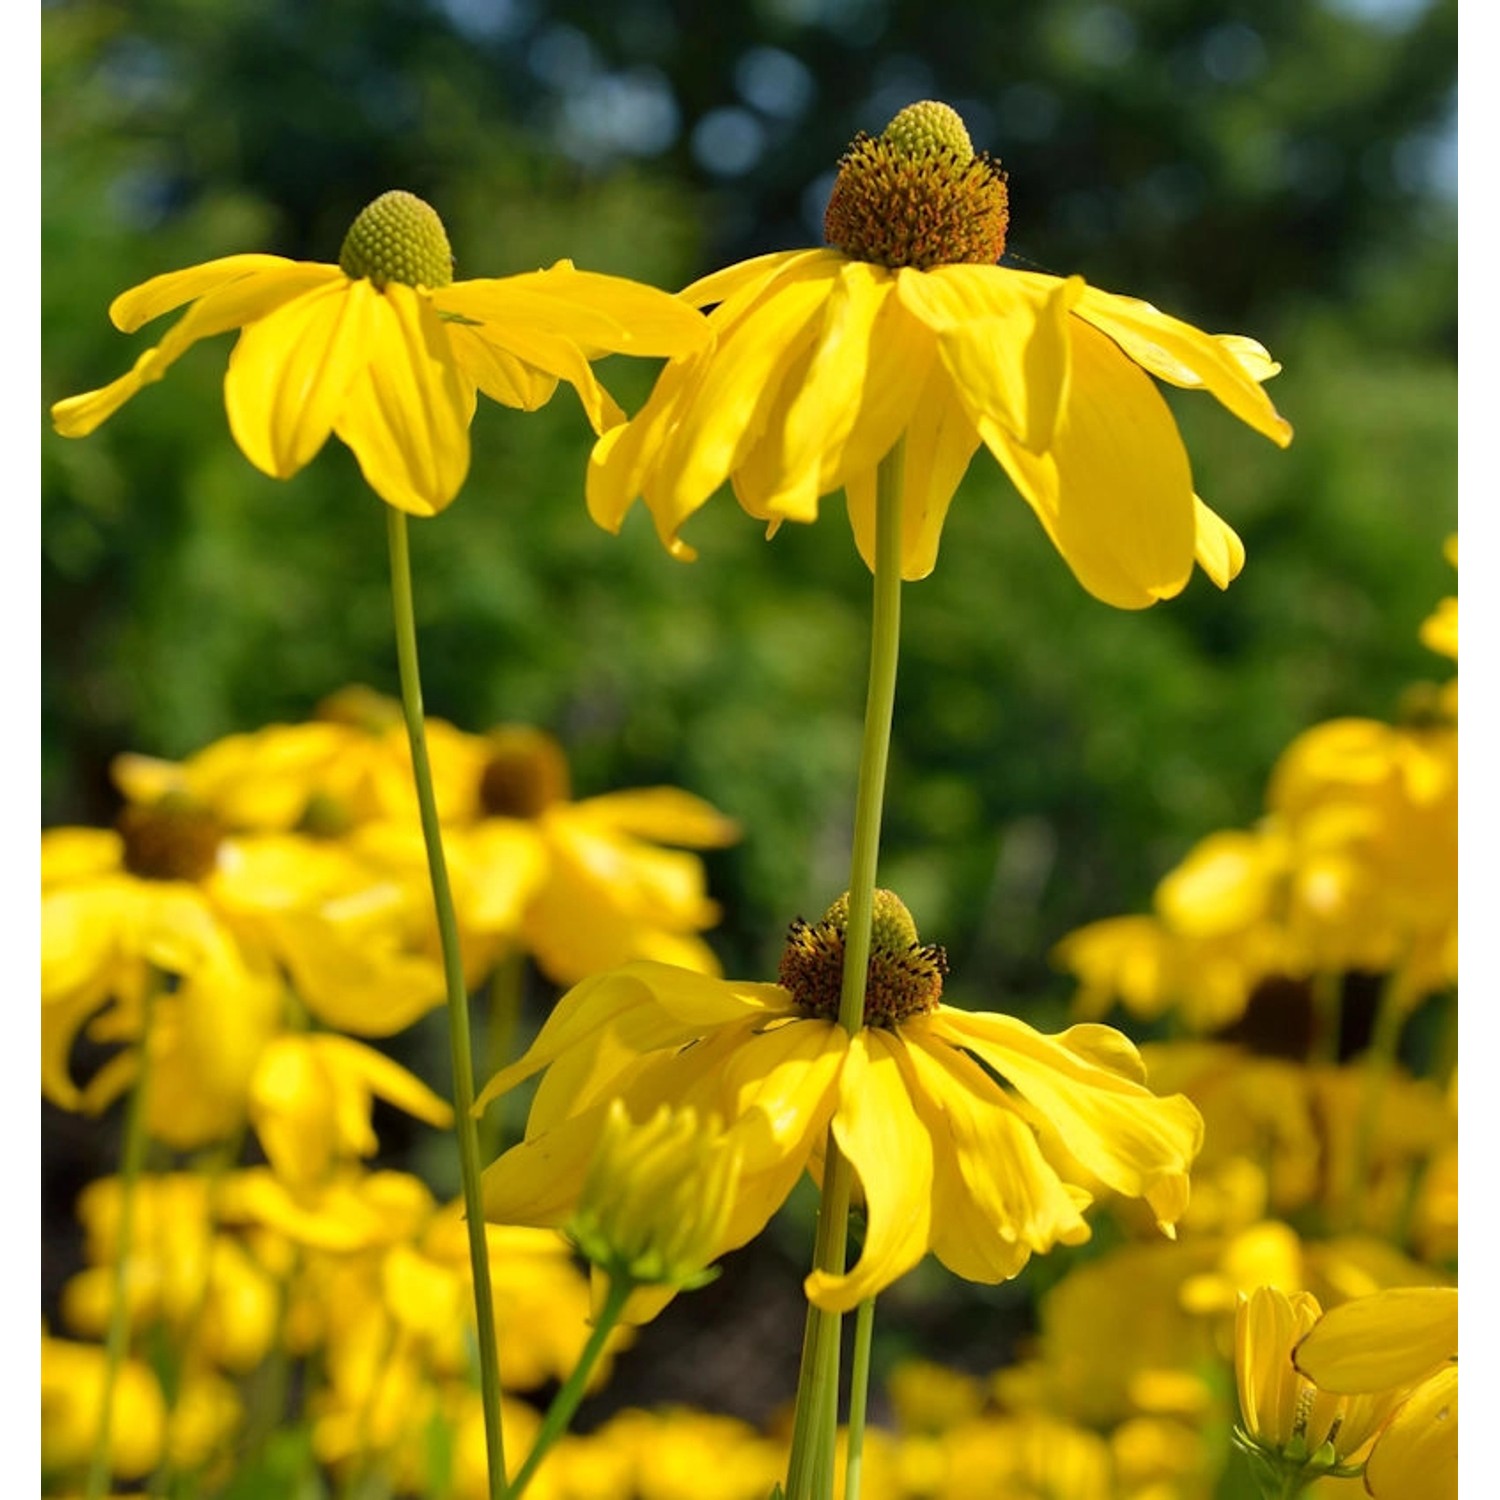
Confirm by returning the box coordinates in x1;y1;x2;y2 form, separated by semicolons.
41;0;1457;1450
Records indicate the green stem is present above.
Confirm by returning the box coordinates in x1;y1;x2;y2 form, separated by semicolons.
85;973;160;1500
1347;965;1408;1232
478;950;526;1163
386;509;507;1498
1308;970;1342;1066
784;441;906;1500
505;1277;632;1500
843;1299;876;1500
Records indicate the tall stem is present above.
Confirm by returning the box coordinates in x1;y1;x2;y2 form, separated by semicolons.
505;1276;632;1500
784;441;905;1500
386;509;507;1497
1347;964;1409;1232
843;1298;876;1500
85;973;160;1500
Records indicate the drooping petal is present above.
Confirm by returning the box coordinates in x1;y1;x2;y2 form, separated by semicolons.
1363;1365;1457;1500
1069;283;1293;448
332;283;476;515
435;320;560;413
1294;1287;1458;1392
439;262;709;357
902;1023;1093;1261
224;278;378;479
586;353;700;544
805;1029;933;1312
750;261;894;523
52;263;340;438
681;249;840;311
898;266;1079;454
647;265;842;540
455;320;624;433
474;963;788;1111
108;254;310;332
981;318;1198;609
844;354;981;580
1192;495;1247;590
930;1006;1203;1227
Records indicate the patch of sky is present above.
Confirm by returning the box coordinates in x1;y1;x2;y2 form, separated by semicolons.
1320;0;1434;31
558;69;680;164
691;107;768;177
431;0;532;43
734;46;815;121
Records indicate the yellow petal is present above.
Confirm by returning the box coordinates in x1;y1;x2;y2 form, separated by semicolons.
439;264;709;358
474;962;784;1112
1294;1287;1458;1393
1192;495;1247;589
982;318;1197;609
930;1007;1203;1222
331;283;475;515
1070;283;1293;447
52;263;339;438
108;254;311;331
224;278;378;478
755;262;894;523
805;1029;933;1312
444;320;560;411
902;1027;1091;1269
898;266;1080;454
571;788;740;848
585;353;699;540
681;249;840;310
1364;1365;1457;1500
460;320;625;433
650;265;841;536
844;357;981;581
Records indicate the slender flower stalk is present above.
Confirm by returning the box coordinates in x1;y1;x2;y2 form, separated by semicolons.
1347;965;1410;1231
505;1276;634;1500
785;440;906;1500
844;1298;877;1500
85;974;160;1500
386;508;506;1498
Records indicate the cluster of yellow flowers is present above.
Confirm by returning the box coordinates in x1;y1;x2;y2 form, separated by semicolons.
43;97;1455;1500
1056;542;1457;1037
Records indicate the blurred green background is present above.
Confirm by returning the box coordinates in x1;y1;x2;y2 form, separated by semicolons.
42;0;1456;1437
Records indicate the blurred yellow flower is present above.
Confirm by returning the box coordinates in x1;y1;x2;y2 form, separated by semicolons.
52;190;707;515
113;703;739;987
480;893;1201;1314
61;1174;283;1374
41;1329;166;1482
589;101;1289;609
248;1032;454;1187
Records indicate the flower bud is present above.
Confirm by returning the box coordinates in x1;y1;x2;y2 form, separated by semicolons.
568;1100;742;1291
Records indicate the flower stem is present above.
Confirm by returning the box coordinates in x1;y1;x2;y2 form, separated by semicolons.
844;1298;876;1500
506;1276;632;1500
386;509;507;1498
1347;964;1410;1232
85;973;160;1500
784;440;906;1500
479;950;526;1162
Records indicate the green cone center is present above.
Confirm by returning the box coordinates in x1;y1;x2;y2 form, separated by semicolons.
339;190;455;289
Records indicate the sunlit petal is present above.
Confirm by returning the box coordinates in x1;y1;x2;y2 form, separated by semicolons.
805;1029;933;1312
332;284;475;515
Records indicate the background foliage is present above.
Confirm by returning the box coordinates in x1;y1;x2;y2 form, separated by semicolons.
42;0;1456;1449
